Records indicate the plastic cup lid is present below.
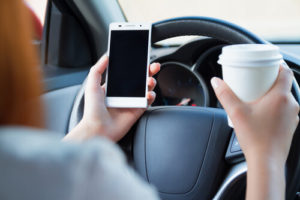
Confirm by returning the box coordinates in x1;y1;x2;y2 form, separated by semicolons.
218;44;283;67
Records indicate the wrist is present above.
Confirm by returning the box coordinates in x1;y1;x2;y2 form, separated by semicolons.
64;119;107;142
246;152;285;173
63;121;90;142
246;154;286;200
80;118;108;138
245;145;286;168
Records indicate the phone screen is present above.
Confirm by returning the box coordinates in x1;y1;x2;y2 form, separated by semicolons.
106;30;149;97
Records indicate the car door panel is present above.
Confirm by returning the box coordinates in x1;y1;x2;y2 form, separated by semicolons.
43;85;81;135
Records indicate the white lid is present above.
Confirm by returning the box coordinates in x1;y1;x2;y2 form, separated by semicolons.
218;44;283;67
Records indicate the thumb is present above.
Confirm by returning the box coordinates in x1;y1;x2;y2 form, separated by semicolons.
94;54;109;75
86;55;109;91
211;77;245;118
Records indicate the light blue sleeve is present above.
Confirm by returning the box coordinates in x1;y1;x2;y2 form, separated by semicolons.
0;127;160;200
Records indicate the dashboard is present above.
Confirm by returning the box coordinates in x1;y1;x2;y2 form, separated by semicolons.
150;37;300;108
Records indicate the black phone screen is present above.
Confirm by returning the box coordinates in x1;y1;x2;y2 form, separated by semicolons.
106;30;149;97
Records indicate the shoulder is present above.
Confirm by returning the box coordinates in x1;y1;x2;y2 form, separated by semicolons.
0;126;160;200
0;126;124;160
0;126;127;178
0;127;125;199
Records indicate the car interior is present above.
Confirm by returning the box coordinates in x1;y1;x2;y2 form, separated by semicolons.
30;0;300;199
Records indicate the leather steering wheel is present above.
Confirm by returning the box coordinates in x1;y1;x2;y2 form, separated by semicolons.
68;17;300;200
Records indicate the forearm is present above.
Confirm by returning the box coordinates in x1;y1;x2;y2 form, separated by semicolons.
246;156;285;200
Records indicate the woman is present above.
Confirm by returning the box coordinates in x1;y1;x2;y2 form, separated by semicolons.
0;1;298;200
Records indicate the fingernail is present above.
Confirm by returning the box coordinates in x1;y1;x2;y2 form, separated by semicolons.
281;60;289;69
90;66;95;71
100;53;109;61
153;78;157;85
211;77;220;89
101;54;107;61
150;91;156;98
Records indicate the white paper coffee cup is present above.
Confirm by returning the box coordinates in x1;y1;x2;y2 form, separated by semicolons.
218;44;282;127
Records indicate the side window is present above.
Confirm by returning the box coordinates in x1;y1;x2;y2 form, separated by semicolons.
25;0;48;41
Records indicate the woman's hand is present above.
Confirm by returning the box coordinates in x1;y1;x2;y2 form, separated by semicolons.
211;64;299;164
65;55;160;142
211;64;299;200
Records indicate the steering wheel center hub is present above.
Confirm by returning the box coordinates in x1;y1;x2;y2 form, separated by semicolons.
134;107;231;199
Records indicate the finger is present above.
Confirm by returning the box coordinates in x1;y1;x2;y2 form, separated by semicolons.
270;64;293;94
290;93;300;116
149;63;161;77
87;55;109;90
101;83;106;93
93;54;109;76
211;77;245;118
148;77;157;91
147;91;156;106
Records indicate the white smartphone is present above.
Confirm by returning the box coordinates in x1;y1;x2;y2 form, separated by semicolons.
105;22;151;108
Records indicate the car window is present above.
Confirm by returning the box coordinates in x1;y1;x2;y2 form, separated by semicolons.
25;0;48;41
118;0;300;42
25;0;48;25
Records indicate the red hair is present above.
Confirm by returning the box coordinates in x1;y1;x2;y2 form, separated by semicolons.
0;0;44;128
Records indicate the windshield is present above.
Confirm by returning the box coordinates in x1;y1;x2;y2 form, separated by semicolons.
118;0;300;42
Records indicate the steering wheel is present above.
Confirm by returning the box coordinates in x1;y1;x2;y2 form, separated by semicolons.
68;17;300;200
